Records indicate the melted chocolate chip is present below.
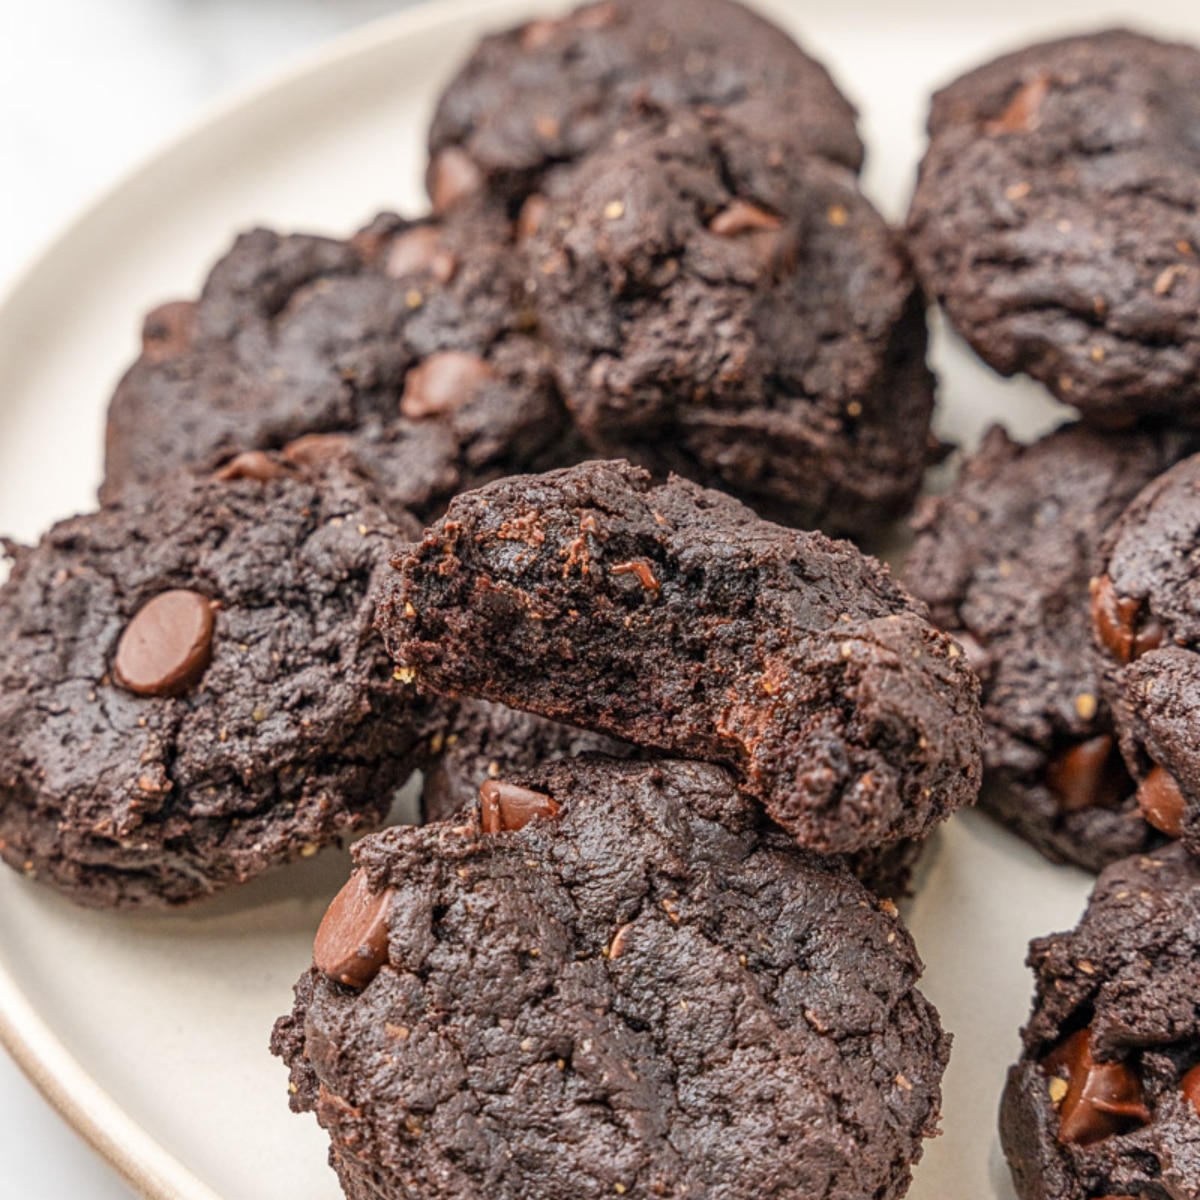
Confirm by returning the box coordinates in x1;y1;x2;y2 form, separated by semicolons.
709;200;783;237
1137;765;1187;838
400;352;495;420
385;227;457;284
281;433;357;470
1042;1028;1150;1146
1045;736;1131;813
1090;574;1162;664
479;780;560;834
314;870;394;989
1183;1064;1200;1114
214;451;289;483
429;148;484;215
986;75;1051;135
113;590;215;697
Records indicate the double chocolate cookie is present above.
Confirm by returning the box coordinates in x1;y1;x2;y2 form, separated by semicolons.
1001;844;1200;1199
908;30;1200;426
379;461;981;856
906;423;1198;871
527;106;937;536
0;464;440;907
427;0;863;214
1093;452;1200;857
273;757;950;1200
103;204;574;520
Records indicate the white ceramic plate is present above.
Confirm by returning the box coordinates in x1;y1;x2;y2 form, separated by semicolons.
3;1;1199;1197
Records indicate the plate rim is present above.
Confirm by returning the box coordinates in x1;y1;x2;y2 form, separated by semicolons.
0;0;547;1193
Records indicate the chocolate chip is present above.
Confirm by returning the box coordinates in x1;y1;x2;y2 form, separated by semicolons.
140;301;196;364
1045;735;1131;813
1183;1064;1200;1114
313;870;394;989
518;195;550;243
479;780;560;834
213;451;289;483
1137;765;1187;838
113;590;215;697
1042;1028;1150;1146
400;352;495;420
709;200;783;237
281;432;356;470
986;75;1051;135
1091;574;1142;664
520;18;561;51
429;148;484;215
385;227;457;284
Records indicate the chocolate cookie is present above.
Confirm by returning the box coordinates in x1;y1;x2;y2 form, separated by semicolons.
0;464;440;908
420;697;636;825
102;204;574;520
527;106;938;537
905;423;1198;871
1000;844;1200;1199
420;697;924;897
426;0;863;215
379;460;982;856
1092;452;1200;858
908;29;1200;426
272;756;950;1200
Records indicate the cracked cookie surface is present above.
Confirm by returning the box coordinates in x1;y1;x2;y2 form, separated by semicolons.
0;465;440;907
528;107;937;536
273;756;949;1200
908;29;1200;425
379;460;981;856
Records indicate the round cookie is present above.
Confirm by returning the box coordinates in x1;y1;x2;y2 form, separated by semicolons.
272;756;950;1200
1000;844;1200;1199
526;106;937;537
102;204;574;521
908;29;1200;426
1092;452;1200;857
426;0;863;214
419;697;925;898
905;423;1198;871
0;464;442;908
379;460;982;856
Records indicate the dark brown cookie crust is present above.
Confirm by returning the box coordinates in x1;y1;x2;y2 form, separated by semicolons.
379;461;981;856
1000;844;1200;1200
0;467;440;908
908;29;1200;426
905;423;1196;871
528;107;937;537
1095;452;1200;857
273;757;949;1200
426;0;863;214
102;205;574;521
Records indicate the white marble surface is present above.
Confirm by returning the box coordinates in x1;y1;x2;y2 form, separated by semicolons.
0;3;428;1193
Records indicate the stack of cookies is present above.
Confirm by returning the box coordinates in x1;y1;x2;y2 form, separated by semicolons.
3;3;1200;1199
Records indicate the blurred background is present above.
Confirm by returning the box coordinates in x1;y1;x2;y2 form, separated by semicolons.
0;6;430;1192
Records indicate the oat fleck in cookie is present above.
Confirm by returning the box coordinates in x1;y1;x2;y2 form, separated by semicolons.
427;0;863;213
102;203;574;521
906;423;1199;871
1001;844;1200;1199
908;29;1200;426
1092;452;1200;857
273;757;950;1200
379;461;981;855
0;463;441;907
528;106;937;537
